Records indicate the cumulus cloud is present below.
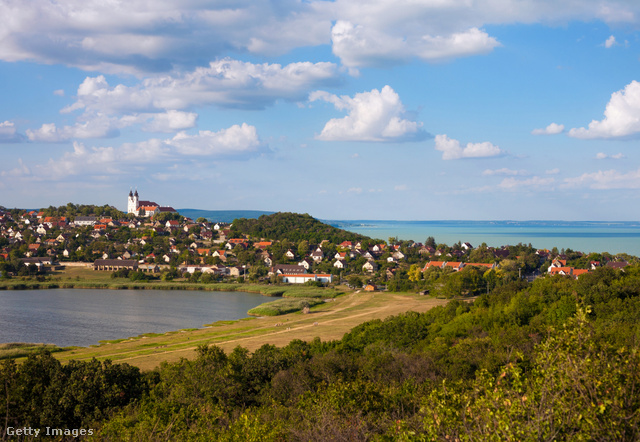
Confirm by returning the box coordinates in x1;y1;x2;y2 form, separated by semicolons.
0;1;333;73
16;123;265;180
332;20;499;68
26;114;123;142
563;168;640;189
0;121;24;143
434;134;504;160
310;85;428;142
604;35;617;48
167;124;262;157
531;122;564;135
569;81;640;139
64;60;340;114
3;1;636;74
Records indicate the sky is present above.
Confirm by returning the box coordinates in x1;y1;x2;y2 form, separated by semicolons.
1;1;640;221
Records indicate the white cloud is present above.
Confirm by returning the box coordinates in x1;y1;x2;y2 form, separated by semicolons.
531;122;564;135
332;20;500;68
499;176;555;190
545;168;561;175
15;123;265;180
434;134;504;160
0;120;24;143
53;89;65;97
167;124;262;157
1;1;639;74
0;1;333;73
26;115;120;142
604;35;617;48
569;81;640;139
143;111;198;133
596;152;626;160
310;85;427;142
482;168;529;176
394;184;408;191
563;168;640;189
64;60;340;114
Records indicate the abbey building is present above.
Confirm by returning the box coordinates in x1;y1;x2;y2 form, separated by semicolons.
127;190;177;217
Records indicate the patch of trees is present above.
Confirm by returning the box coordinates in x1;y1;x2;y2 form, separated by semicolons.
231;212;369;244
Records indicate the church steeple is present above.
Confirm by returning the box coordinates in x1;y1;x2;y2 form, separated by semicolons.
127;188;139;214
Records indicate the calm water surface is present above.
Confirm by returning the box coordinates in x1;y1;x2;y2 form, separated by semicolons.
0;289;268;347
333;220;640;256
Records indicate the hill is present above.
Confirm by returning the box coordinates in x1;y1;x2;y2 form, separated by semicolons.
177;209;274;222
231;212;372;243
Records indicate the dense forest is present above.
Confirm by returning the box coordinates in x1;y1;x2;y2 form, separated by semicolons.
231;212;371;244
2;265;639;440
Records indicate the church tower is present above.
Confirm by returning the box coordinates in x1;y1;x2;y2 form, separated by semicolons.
127;189;139;214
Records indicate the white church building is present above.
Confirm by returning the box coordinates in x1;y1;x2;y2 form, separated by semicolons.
127;190;177;217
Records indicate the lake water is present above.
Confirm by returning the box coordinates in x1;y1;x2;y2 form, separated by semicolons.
0;289;268;347
332;220;640;256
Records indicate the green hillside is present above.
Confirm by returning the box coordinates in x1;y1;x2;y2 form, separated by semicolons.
231;212;372;243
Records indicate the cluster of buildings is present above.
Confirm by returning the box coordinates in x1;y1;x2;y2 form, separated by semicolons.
0;191;633;285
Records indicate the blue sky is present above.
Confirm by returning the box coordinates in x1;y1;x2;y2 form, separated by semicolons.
1;1;640;221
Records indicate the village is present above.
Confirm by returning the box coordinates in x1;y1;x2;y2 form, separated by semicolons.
0;191;633;292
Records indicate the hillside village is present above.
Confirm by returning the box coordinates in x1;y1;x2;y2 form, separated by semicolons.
0;196;635;292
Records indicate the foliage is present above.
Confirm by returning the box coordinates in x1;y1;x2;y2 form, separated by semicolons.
231;212;368;244
247;298;324;316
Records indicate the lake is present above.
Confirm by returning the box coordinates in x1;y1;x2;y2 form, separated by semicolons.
0;289;268;347
332;220;640;256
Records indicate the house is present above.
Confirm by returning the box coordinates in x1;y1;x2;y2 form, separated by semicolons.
310;250;324;262
285;249;296;260
363;260;378;273
271;264;307;275
443;262;464;272
229;266;245;277
298;258;313;270
74;216;97;226
334;259;347;269
422;261;446;271
549;266;573;276
461;242;474;250
280;274;333;284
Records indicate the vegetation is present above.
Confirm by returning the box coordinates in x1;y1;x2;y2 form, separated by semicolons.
2;265;639;440
247;298;324;316
231;212;370;244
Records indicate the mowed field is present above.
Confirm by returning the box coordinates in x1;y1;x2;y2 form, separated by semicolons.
54;291;449;371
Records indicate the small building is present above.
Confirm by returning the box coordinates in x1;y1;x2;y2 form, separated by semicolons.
93;259;138;271
281;274;333;284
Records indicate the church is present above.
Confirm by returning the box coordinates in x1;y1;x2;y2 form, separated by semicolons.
127;190;177;217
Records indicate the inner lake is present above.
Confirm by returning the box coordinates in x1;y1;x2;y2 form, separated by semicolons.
0;289;268;347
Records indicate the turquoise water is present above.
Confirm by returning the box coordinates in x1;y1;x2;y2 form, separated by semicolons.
331;220;640;256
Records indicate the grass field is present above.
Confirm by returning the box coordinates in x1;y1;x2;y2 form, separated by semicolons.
52;291;449;371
